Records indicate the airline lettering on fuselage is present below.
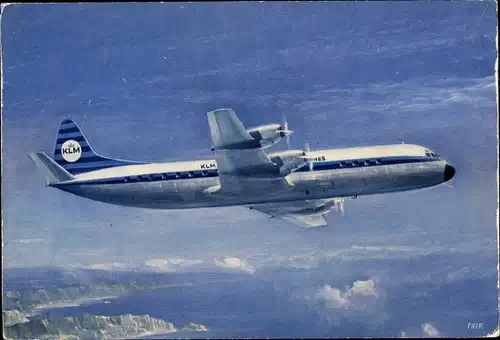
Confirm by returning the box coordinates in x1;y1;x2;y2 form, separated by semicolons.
201;163;217;169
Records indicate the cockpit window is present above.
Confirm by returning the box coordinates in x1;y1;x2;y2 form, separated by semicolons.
425;151;440;158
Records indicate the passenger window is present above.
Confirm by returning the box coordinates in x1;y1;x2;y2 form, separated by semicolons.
352;160;359;166
339;161;345;167
175;172;181;179
201;170;208;176
188;172;195;178
364;160;370;166
375;159;382;165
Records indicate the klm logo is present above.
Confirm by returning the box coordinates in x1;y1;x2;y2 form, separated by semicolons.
201;163;216;169
62;143;80;155
61;140;82;163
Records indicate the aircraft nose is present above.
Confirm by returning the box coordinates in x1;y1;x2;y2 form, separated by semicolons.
444;163;456;182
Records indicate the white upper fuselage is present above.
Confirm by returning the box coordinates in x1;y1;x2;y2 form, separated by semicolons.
54;144;451;209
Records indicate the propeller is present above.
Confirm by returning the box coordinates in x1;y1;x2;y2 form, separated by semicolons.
278;114;293;149
334;198;345;215
305;142;313;171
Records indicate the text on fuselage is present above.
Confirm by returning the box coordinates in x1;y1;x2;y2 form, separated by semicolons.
201;163;217;169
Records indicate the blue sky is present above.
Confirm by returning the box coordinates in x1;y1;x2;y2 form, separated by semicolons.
1;2;498;337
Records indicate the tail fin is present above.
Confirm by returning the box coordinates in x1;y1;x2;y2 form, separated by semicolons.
53;119;138;174
29;152;74;184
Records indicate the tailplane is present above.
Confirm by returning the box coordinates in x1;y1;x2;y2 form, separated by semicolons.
53;119;139;174
29;152;74;184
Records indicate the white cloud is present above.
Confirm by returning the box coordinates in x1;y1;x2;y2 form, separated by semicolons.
351;279;378;297
143;259;176;272
315;285;350;309
314;278;379;309
422;323;440;337
83;258;204;273
86;262;133;271
311;277;388;327
292;75;496;130
13;238;45;244
144;258;204;272
214;257;255;274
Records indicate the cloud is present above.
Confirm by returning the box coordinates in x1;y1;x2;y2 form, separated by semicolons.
86;262;133;271
350;279;378;297
445;266;471;283
83;258;204;273
13;238;45;244
214;257;255;274
422;323;440;337
143;259;176;272
314;278;379;310
292;75;496;133
311;277;388;327
314;285;349;309
143;258;204;272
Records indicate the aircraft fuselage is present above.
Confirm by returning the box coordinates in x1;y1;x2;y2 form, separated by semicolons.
53;144;455;209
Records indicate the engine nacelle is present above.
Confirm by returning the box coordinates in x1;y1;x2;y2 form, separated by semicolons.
247;124;291;148
269;150;308;176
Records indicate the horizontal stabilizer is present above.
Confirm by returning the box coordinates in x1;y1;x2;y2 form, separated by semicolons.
29;152;74;184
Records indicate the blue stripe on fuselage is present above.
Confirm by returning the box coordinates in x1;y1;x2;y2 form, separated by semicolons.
58;155;440;186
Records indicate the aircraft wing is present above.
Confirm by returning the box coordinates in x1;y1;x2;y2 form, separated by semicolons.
207;109;290;193
248;199;341;228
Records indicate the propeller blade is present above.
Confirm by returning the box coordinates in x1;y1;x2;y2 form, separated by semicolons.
305;142;313;171
333;198;345;215
280;114;292;149
278;113;293;150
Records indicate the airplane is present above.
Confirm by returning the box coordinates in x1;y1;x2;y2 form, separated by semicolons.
29;108;456;228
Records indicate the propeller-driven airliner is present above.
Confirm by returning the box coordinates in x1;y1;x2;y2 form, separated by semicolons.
30;108;455;228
